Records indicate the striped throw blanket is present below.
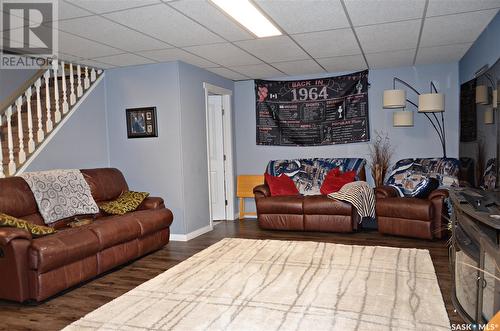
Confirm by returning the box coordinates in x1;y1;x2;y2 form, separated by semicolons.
328;181;375;220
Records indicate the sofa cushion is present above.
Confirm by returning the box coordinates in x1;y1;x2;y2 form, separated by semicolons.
0;213;55;238
0;177;39;218
256;196;303;214
29;227;100;273
81;168;129;202
376;197;432;221
88;215;141;250
303;196;352;215
320;168;356;195
132;209;173;237
264;174;299;196
99;191;149;215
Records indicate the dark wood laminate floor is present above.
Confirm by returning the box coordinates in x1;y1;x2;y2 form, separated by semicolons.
0;220;462;331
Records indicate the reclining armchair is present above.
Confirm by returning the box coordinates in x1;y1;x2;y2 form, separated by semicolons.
375;158;460;239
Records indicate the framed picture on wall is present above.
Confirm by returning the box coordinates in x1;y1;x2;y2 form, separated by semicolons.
126;107;158;138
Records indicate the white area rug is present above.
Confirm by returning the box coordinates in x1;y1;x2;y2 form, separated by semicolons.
64;238;450;331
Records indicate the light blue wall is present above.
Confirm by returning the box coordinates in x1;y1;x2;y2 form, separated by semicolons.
25;80;110;171
235;62;460;212
105;62;186;234
459;11;500;83
177;62;234;233
0;69;39;104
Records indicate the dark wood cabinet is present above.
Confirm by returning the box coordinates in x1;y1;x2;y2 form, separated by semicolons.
449;189;500;323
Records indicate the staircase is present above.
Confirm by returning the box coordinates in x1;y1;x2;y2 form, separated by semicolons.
0;61;104;177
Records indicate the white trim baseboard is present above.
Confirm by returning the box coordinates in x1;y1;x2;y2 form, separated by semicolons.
170;224;213;241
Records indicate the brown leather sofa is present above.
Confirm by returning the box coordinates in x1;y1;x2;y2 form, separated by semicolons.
0;168;173;303
375;186;448;239
253;167;365;232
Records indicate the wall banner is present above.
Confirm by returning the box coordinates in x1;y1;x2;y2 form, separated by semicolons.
255;70;369;146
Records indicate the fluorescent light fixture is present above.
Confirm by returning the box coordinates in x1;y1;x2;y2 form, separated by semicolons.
210;0;281;38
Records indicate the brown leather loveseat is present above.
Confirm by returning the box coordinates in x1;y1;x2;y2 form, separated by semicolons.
254;158;366;232
0;168;173;302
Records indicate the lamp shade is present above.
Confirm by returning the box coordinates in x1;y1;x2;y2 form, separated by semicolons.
493;89;498;108
476;85;489;104
393;111;413;127
484;107;494;124
418;93;445;112
383;89;406;108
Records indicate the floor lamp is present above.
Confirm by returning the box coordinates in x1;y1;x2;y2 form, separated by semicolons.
383;78;447;158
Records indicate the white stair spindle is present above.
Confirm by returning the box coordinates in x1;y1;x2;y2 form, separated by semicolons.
16;97;26;164
69;64;76;105
76;65;83;97
0;116;4;178
90;68;96;82
61;61;69;114
25;87;35;153
53;60;61;123
97;69;103;75
44;71;53;132
84;66;90;89
35;78;44;142
6;106;16;175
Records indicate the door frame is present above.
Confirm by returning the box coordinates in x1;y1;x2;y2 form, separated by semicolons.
203;82;235;225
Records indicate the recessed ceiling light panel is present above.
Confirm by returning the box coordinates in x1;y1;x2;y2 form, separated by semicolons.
210;0;282;38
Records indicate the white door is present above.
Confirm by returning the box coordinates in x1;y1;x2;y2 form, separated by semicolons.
207;95;226;220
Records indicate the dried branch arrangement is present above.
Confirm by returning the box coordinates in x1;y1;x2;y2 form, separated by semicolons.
368;130;394;187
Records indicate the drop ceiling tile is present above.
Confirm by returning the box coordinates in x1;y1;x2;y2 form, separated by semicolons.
58;1;94;21
356;20;421;53
141;48;217;67
183;43;262;66
59;16;170;51
420;9;498;47
366;49;415;68
59;31;123;58
92;53;157;67
427;0;500;17
316;54;366;72
255;0;349;34
271;60;325;76
344;0;426;26
65;0;161;14
234;36;310;63
104;4;224;47
228;64;283;79
292;29;361;58
206;67;249;80
77;58;115;69
415;43;472;65
168;0;254;41
57;52;85;63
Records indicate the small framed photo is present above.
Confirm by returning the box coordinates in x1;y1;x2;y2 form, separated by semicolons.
126;107;158;138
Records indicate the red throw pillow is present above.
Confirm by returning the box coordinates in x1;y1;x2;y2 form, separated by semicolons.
320;168;356;195
264;173;299;196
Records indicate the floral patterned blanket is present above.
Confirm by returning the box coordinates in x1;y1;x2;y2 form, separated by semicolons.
265;158;366;195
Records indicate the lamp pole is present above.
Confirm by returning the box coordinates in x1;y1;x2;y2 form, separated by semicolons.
392;77;447;158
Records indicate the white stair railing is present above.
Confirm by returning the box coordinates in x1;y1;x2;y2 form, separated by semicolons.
0;61;104;177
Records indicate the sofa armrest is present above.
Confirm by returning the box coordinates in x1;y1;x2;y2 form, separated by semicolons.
427;189;449;239
428;189;449;201
0;227;32;246
137;197;165;211
375;185;398;199
253;184;271;199
0;228;32;302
